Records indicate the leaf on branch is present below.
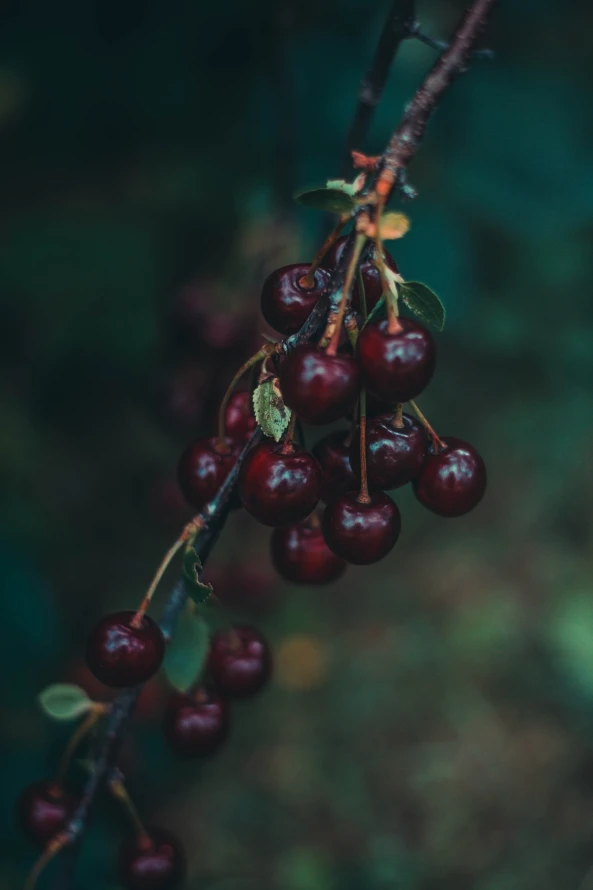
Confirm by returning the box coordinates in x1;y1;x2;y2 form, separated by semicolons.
294;187;355;214
400;281;446;331
38;684;92;721
325;174;366;197
252;378;292;442
182;543;214;605
164;602;210;693
379;212;410;240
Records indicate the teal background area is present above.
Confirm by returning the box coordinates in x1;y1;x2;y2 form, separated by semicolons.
1;1;593;888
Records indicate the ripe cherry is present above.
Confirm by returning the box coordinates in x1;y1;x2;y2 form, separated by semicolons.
349;412;427;490
413;437;486;517
223;390;256;441
322;491;401;565
238;439;321;526
271;518;346;585
163;689;230;757
86;611;165;688
208;625;271;698
312;430;357;503
279;345;359;425
356;317;436;403
260;264;331;335
17;781;79;846
323;236;398;313
177;436;240;511
118;827;186;890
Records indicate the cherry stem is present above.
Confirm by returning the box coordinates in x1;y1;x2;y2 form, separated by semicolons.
357;388;371;504
408;399;446;451
217;346;272;443
280;413;297;454
326;233;366;356
357;269;368;322
373;201;402;335
391;403;404;428
24;833;69;890
56;705;107;785
109;775;150;844
298;215;349;289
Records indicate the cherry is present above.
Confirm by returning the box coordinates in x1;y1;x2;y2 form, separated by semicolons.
279;345;359;425
349;412;427;490
238;439;321;526
322;491;401;565
177;436;240;511
163;689;230;757
260;264;331;335
224;389;256;441
86;611;165;688
203;563;279;615
413;437;486;517
271;518;346;585
208;625;271;698
17;781;79;846
356;317;436;404
118;827;186;890
323;236;399;313
312;430;357;503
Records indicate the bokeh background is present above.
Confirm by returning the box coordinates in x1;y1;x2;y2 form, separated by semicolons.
2;0;593;887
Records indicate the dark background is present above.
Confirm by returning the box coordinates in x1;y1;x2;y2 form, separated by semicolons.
2;1;593;888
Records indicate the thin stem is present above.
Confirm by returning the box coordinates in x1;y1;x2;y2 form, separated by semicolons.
325;233;366;356
280;413;297;454
56;707;107;784
357;269;367;322
25;833;69;890
217;346;271;442
357;389;370;504
108;775;149;843
373;206;402;335
409;399;446;451
130;535;187;628
299;215;349;288
391;403;404;428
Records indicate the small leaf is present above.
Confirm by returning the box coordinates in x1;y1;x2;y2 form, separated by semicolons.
38;683;92;721
379;212;410;240
164;603;210;693
400;281;446;331
253;378;292;442
182;543;214;605
294;187;355;214
325;175;365;197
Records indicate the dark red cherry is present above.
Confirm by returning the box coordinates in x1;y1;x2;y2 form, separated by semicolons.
86;611;165;688
17;781;79;846
312;430;357;503
208;626;271;698
224;390;256;441
118;827;186;890
322;491;401;565
271;518;346;585
350;412;427;490
356;317;436;403
163;689;229;757
238;439;321;526
177;436;240;511
413;437;486;517
279;345;360;425
261;264;331;335
323;236;399;313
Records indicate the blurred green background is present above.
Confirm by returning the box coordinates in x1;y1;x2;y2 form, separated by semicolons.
2;0;593;887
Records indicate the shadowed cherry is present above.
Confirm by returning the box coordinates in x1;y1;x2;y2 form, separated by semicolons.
356;317;435;404
279;345;360;425
17;781;79;846
86;611;165;688
208;626;271;698
261;264;331;335
238;439;321;526
323;235;399;312
224;390;256;441
349;412;427;490
163;689;230;757
322;491;401;565
177;436;240;511
413;437;486;517
118;827;186;890
312;430;357;503
271;518;346;584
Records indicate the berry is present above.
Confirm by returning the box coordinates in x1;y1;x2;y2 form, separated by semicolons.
356;317;436;404
261;264;331;335
17;781;79;846
349;412;427;490
271;519;346;585
312;430;357;503
203;563;279;615
163;690;230;757
208;626;271;698
86;611;165;688
413;437;486;517
279;345;359;425
323;236;399;313
224;390;256;441
118;827;186;890
322;492;401;565
177;436;240;511
238;439;321;526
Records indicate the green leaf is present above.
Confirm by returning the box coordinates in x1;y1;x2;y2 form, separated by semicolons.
164;603;210;693
253;378;292;442
38;683;92;721
399;281;446;331
363;295;386;327
182;543;214;605
294;187;355;214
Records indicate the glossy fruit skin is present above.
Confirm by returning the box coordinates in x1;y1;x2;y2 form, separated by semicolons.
177;436;240;511
312;431;357;503
279;345;360;425
322;491;401;565
413;437;486;517
324;236;398;313
271;520;346;585
208;626;271;698
356;317;436;404
18;781;79;846
86;611;165;688
224;390;256;441
163;690;230;757
349;412;427;490
261;264;331;335
118;827;186;890
238;439;321;526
